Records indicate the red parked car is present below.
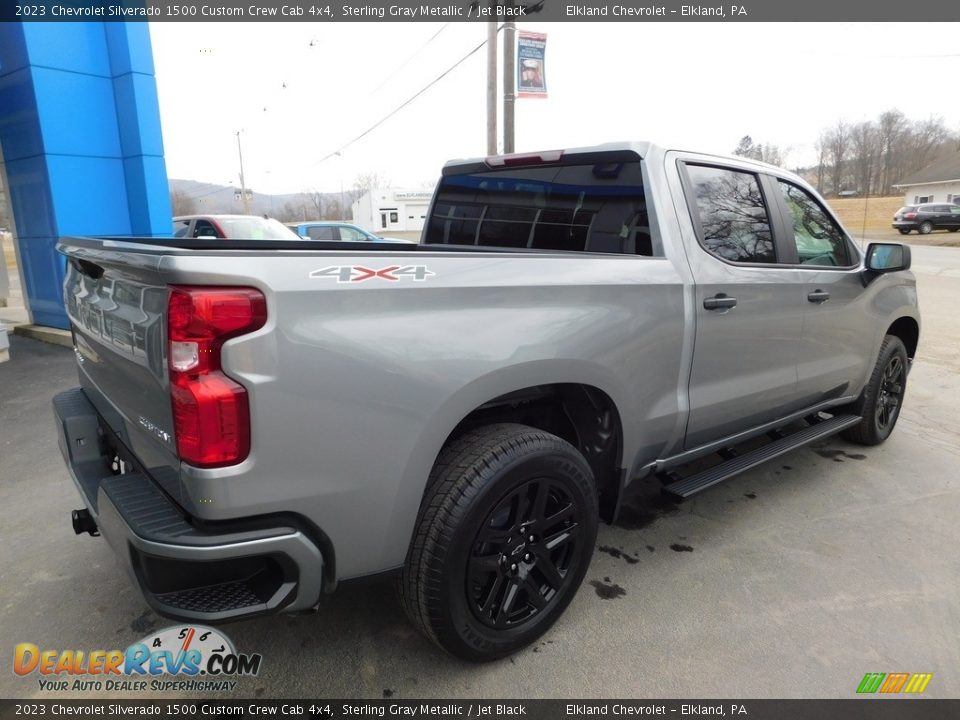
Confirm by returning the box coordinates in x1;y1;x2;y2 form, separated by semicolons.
173;214;302;240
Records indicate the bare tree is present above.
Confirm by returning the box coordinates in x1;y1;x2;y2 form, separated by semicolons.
276;201;303;223
170;190;197;216
351;171;389;203
321;198;342;221
850;121;881;195
877;110;908;192
825;121;849;195
907;116;950;175
808;111;958;196
814;132;829;193
732;136;784;166
758;143;785;167
301;189;324;220
733;135;758;159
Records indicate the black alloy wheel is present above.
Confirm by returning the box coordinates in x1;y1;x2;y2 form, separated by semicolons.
468;477;582;629
875;353;904;432
399;423;598;661
841;335;910;445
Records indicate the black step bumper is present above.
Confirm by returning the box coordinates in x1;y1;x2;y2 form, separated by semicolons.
53;387;325;623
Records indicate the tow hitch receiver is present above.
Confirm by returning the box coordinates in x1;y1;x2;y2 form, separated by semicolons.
71;508;99;536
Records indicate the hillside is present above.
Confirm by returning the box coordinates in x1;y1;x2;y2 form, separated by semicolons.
169;179;346;221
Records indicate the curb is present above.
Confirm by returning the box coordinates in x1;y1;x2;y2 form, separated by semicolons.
12;324;73;348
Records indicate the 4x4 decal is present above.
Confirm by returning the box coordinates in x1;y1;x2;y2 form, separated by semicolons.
309;265;435;283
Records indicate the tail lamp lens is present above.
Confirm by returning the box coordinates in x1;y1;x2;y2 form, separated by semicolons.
167;287;267;467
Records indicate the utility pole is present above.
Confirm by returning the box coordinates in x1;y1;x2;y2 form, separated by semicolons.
236;131;251;215
335;151;346;220
502;20;516;154
486;17;498;155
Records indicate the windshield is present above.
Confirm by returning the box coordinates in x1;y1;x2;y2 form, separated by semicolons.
218;217;301;240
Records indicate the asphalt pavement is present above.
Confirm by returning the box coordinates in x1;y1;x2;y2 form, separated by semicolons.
1;243;958;700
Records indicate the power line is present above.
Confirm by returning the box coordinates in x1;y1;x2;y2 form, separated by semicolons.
179;184;235;201
367;23;451;96
309;24;504;169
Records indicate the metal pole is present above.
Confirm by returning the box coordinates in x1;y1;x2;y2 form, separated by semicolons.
486;18;498;155
236;131;251;215
502;20;516;154
336;152;345;220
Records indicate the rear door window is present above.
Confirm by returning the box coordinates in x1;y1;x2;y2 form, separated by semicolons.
424;160;653;255
684;164;775;263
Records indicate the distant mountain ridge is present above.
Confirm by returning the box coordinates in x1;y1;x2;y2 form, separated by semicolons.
169;179;347;220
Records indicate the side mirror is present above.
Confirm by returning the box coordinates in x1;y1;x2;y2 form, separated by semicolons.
865;243;911;273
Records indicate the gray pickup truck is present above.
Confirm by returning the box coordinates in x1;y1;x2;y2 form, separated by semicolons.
54;143;919;661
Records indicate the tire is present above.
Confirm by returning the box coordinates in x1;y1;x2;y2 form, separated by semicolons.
898;228;911;235
841;335;909;446
399;423;598;662
918;221;933;235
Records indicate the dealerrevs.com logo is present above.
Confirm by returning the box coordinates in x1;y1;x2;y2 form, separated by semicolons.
13;625;262;693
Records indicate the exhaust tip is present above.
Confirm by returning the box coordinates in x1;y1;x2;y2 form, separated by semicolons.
71;509;99;536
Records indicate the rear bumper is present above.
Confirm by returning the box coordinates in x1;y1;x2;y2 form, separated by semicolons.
53;387;325;623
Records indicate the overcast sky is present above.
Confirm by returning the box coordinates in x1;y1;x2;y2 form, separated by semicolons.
149;22;959;196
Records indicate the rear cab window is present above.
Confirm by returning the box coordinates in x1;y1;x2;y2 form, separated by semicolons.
423;159;654;256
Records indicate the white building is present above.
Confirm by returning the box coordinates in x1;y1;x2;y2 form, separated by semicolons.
351;187;434;234
892;152;960;205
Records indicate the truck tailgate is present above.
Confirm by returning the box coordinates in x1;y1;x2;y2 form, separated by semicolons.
61;245;182;501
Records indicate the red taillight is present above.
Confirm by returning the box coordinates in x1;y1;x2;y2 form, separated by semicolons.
904;212;918;220
167;286;267;467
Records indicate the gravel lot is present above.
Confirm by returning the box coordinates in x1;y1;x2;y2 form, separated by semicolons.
1;243;958;699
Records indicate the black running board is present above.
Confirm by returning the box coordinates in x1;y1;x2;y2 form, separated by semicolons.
663;414;862;499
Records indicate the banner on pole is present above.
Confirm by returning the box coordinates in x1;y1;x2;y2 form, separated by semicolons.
517;31;547;98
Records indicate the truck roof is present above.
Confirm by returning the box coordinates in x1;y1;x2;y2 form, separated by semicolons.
442;141;788;177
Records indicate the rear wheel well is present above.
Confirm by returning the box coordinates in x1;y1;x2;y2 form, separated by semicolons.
886;316;919;359
441;384;623;522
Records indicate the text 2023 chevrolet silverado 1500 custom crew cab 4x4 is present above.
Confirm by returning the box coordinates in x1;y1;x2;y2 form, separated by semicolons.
54;143;919;661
